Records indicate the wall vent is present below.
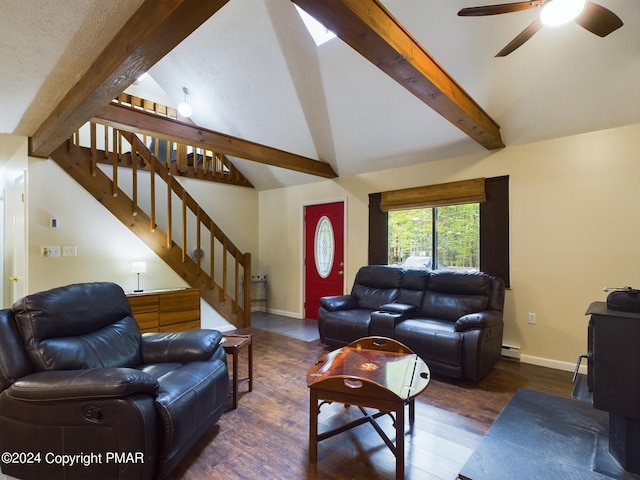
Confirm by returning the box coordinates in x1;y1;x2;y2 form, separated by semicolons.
501;344;521;361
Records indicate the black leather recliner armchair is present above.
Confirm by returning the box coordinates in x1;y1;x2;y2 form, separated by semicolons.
0;282;228;480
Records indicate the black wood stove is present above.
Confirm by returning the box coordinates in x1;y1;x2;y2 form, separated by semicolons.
582;287;640;475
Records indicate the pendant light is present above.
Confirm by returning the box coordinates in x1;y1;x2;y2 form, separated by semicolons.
178;87;193;118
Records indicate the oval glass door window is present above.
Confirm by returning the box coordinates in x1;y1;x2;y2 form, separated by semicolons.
314;216;335;278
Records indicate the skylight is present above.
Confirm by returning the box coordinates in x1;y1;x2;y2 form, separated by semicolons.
294;5;336;46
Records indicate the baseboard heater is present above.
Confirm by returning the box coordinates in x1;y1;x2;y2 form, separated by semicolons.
501;344;521;361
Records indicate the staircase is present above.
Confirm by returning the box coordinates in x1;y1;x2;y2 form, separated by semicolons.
50;117;252;328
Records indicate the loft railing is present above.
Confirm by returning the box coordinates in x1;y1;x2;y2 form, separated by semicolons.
70;120;251;325
109;93;253;188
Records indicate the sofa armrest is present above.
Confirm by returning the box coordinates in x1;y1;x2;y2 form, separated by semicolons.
319;295;358;312
141;329;222;364
454;310;503;332
369;304;418;338
378;303;418;315
369;310;406;338
7;368;158;401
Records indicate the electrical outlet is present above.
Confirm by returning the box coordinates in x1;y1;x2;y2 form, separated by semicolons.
62;245;77;257
528;312;537;325
41;246;61;257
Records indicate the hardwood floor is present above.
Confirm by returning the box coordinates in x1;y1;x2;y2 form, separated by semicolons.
167;327;576;480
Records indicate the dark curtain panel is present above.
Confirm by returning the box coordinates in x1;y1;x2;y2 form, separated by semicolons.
480;175;510;287
368;192;388;265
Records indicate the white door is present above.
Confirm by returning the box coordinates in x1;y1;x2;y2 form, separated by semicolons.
5;173;27;304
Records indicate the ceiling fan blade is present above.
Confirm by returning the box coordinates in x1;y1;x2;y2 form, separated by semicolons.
458;1;544;17
495;17;543;57
574;1;623;37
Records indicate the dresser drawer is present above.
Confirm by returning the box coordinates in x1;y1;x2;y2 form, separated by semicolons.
128;295;158;313
127;288;200;333
159;307;200;327
159;290;199;310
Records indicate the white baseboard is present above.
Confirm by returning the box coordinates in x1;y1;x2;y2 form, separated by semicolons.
215;324;237;333
251;307;303;319
521;354;587;375
501;344;521;360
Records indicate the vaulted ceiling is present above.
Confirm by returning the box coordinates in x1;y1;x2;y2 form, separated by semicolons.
1;0;638;190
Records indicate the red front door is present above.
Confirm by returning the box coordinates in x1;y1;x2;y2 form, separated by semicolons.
304;201;345;320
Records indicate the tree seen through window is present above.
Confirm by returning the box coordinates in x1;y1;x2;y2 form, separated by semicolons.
388;204;479;271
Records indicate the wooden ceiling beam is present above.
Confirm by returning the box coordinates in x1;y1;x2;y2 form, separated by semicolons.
94;103;338;179
291;0;504;150
29;0;231;158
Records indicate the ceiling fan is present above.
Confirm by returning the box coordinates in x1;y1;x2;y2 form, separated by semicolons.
458;0;623;57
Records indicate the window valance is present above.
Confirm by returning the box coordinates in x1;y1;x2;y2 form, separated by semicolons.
379;177;486;211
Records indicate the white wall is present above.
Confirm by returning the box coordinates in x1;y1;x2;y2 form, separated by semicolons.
26;156;259;330
258;124;640;371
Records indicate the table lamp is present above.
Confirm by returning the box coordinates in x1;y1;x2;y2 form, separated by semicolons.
131;261;146;292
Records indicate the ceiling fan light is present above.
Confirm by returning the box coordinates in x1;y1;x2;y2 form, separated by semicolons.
541;0;586;26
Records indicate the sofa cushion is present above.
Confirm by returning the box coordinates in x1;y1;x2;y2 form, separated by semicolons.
394;318;463;368
353;265;403;289
349;265;403;310
419;291;489;322
138;363;184;380
419;270;489;321
352;284;399;310
397;268;430;306
12;282;142;371
318;308;372;345
400;268;430;290
428;270;489;295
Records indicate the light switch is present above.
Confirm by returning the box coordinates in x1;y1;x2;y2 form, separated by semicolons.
62;246;77;257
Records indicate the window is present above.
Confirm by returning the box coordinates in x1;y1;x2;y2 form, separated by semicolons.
294;5;336;46
389;203;479;271
369;176;510;286
314;216;335;278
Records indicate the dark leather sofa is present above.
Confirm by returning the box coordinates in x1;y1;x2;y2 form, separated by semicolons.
318;265;505;382
0;282;228;480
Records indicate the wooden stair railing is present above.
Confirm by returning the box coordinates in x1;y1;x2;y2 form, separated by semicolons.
51;122;252;328
110;93;253;188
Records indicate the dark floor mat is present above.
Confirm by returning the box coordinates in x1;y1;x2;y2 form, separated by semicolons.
459;388;639;480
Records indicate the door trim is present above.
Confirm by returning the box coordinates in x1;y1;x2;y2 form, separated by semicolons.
300;197;347;318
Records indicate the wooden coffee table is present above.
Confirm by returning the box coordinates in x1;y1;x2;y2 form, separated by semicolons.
307;336;430;479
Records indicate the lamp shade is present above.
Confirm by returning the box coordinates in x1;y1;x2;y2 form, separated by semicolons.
131;261;146;274
178;101;192;117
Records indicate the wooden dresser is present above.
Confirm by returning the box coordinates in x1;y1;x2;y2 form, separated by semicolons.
127;288;200;333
